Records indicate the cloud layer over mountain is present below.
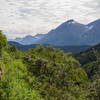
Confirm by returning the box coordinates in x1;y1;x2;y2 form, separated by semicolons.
0;0;100;38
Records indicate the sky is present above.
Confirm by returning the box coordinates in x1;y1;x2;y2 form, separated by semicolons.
0;0;100;39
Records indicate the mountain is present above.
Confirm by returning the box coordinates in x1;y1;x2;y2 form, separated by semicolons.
11;19;100;46
8;41;47;51
14;34;45;45
8;41;90;53
38;19;88;45
82;19;100;45
39;19;100;45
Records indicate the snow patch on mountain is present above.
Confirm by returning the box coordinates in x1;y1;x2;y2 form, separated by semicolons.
88;25;94;30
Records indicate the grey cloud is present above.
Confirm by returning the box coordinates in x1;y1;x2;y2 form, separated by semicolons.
0;0;100;38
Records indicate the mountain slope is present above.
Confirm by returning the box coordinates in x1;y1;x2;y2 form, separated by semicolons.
38;19;88;45
82;19;100;45
75;43;100;80
39;19;100;45
11;19;100;46
8;41;90;53
14;34;45;45
75;43;100;64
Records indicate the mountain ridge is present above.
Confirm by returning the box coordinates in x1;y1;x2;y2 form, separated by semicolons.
8;41;90;53
11;19;100;46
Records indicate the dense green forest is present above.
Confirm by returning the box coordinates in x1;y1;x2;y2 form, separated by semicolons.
0;31;100;100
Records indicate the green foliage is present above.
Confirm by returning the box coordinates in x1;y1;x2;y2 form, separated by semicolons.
75;44;100;80
75;44;100;100
0;56;43;100
0;30;7;56
23;46;89;100
86;79;100;100
0;31;100;100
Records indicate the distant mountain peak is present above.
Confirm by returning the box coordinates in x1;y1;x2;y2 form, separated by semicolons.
67;19;74;22
56;19;79;30
66;19;76;24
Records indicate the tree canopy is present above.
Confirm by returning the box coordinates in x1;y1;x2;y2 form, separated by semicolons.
0;31;100;100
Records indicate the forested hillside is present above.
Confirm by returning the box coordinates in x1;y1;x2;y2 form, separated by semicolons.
8;41;90;53
75;43;100;80
0;31;100;100
75;44;100;100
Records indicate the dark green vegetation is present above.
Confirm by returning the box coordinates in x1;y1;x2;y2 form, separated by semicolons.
75;43;100;80
0;31;100;100
8;41;90;53
75;44;100;100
